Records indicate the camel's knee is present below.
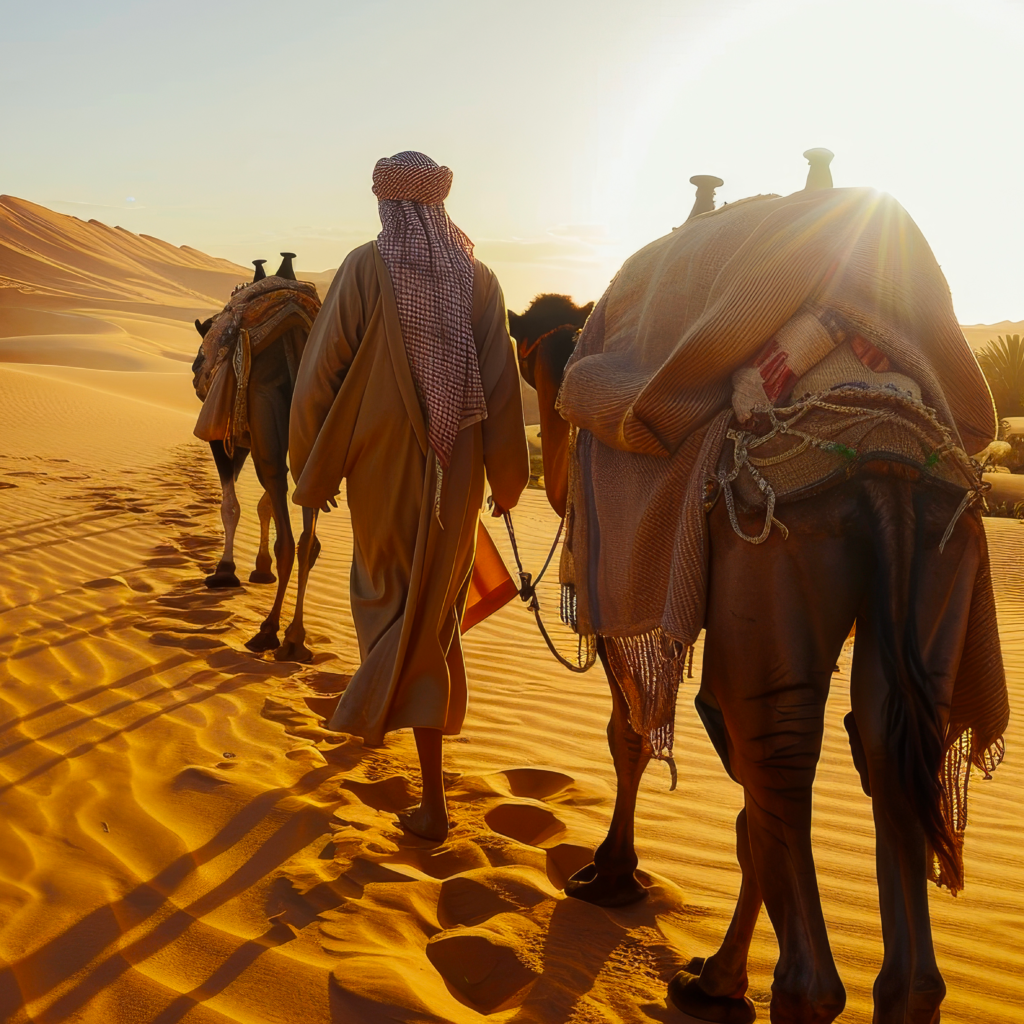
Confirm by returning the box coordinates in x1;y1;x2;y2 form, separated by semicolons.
873;959;944;1024
732;743;822;821
220;490;240;520
297;530;319;562
274;532;296;560
843;712;872;797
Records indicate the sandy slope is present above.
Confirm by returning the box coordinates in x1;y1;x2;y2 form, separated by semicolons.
0;197;330;390
959;320;1024;353
0;362;1020;1024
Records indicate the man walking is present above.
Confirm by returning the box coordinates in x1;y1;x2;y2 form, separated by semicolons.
289;151;529;841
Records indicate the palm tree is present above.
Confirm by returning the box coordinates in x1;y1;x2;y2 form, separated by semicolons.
976;334;1024;418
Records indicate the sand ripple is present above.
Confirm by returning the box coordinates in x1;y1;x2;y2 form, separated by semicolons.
0;419;1020;1021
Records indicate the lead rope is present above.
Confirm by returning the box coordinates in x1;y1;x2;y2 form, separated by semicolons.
498;507;596;673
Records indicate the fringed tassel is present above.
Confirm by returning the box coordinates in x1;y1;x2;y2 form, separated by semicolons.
561;583;578;629
931;727;1007;894
605;629;688;791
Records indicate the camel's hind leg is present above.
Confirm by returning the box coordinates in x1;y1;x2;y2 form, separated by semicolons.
275;506;321;663
244;464;294;652
564;638;651;907
699;494;866;1023
207;441;250;589
668;808;761;1023
249;490;276;584
243;361;295;653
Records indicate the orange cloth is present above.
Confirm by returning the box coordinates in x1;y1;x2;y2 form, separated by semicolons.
461;522;518;633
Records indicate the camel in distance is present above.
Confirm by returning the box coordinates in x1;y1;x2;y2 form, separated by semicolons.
191;253;322;656
508;294;593;517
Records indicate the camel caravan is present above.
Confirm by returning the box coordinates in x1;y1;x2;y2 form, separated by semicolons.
189;150;1008;1024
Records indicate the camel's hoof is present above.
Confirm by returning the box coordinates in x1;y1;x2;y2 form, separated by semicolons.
248;570;276;584
274;640;314;664
205;571;241;589
564;862;648;907
245;630;280;652
397;808;449;844
667;963;756;1024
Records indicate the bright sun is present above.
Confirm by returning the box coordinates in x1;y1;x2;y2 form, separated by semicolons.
582;0;1024;324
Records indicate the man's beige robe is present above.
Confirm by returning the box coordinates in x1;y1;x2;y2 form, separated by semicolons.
289;242;529;746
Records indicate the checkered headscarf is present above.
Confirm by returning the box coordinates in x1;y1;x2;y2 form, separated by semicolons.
373;151;486;469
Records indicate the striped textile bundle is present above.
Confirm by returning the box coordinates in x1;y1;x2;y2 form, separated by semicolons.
192;277;321;401
192;277;321;449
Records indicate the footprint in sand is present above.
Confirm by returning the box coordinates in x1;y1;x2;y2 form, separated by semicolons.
426;911;545;1014
435;869;552;930
150;632;225;650
484;802;567;848
173;765;233;790
499;767;575;800
136;608;233;634
343;775;418;812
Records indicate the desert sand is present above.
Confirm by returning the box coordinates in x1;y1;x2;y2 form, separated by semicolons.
0;199;1020;1022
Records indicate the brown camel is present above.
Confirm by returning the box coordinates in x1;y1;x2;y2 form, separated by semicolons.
192;253;321;653
524;165;1006;1023
194;259;276;590
508;295;592;518
508;293;592;390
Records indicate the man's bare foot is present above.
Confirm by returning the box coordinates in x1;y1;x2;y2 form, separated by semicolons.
397;805;449;843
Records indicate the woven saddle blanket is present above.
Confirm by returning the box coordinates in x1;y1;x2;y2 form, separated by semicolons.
192;278;321;452
559;188;996;645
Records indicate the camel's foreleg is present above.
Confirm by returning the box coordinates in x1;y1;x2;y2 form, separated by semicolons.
275;506;321;663
564;638;650;907
250;490;276;584
668;808;760;1022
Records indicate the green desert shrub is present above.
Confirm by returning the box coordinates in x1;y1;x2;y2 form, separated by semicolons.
983;499;1024;520
977;334;1024;418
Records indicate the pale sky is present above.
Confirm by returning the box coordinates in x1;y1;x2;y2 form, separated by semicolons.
3;0;1023;323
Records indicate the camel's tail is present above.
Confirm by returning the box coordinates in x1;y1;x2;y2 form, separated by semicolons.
864;480;958;884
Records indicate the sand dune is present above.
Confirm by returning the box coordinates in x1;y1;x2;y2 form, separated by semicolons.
0;196;251;318
0;196;331;390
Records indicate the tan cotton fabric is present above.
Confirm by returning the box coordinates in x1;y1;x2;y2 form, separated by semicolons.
289;242;528;745
559;187;998;644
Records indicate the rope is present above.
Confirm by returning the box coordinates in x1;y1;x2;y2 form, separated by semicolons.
721;389;983;547
500;509;596;673
517;336;543;361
